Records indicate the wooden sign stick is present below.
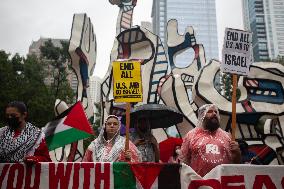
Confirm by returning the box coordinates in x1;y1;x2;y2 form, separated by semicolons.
231;74;237;141
125;102;131;159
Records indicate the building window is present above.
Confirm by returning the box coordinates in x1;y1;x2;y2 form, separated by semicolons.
259;43;267;50
256;17;264;23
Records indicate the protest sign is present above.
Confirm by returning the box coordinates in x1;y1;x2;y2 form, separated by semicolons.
221;28;252;140
113;60;142;103
221;28;252;76
1;163;283;189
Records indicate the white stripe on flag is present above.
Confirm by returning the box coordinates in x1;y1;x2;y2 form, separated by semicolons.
180;163;202;189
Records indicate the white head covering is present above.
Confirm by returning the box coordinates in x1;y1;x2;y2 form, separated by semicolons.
92;115;125;162
197;104;220;127
100;115;121;142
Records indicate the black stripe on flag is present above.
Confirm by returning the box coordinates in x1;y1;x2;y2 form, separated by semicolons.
158;163;181;189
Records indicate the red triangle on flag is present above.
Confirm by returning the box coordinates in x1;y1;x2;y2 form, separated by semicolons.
63;101;94;135
130;163;163;189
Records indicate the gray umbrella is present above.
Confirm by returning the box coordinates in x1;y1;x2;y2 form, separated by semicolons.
124;104;183;129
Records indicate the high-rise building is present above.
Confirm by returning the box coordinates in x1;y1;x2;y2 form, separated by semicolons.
152;0;219;66
28;37;78;92
89;75;101;105
242;0;284;61
29;37;66;58
89;75;101;122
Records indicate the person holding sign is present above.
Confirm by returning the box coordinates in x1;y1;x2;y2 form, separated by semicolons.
131;117;160;162
179;104;241;176
0;101;51;163
83;115;141;162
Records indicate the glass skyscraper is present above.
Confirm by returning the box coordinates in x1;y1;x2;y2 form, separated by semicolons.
242;0;284;61
152;0;219;66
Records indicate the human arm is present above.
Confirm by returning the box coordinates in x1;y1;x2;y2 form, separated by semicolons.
119;141;142;162
230;140;241;164
150;135;160;162
82;149;94;162
82;143;95;162
178;134;191;165
24;138;51;163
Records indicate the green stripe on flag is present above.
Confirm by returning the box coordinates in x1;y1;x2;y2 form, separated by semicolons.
113;162;136;189
46;128;91;151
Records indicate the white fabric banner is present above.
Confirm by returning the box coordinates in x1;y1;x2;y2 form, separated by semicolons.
0;163;283;189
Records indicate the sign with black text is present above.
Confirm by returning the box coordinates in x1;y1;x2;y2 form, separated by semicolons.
221;28;252;76
113;60;142;103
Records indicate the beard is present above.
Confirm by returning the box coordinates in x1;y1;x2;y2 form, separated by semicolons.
203;116;220;131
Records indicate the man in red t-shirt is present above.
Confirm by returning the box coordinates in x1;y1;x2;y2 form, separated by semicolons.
179;104;241;177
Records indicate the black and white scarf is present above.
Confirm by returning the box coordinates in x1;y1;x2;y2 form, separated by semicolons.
91;115;125;162
0;122;42;163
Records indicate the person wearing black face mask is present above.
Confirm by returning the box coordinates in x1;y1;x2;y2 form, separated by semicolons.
0;101;51;163
179;104;241;177
6;114;22;130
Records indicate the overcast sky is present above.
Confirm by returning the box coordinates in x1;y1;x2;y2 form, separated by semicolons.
0;0;243;78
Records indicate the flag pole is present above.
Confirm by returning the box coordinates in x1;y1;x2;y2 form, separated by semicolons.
231;74;237;141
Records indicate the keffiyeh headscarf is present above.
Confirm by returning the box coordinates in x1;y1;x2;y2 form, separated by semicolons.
0;122;42;162
197;104;220;127
92;115;125;162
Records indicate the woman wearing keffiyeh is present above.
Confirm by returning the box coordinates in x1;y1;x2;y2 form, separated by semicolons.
83;115;141;162
0;101;51;163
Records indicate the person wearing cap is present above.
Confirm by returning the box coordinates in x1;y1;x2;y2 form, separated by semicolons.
83;115;141;162
0;101;51;163
179;104;241;176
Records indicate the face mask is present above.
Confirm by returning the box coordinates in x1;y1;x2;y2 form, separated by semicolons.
6;117;21;130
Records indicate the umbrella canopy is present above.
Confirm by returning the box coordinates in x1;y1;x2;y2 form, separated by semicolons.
125;104;183;129
159;137;183;162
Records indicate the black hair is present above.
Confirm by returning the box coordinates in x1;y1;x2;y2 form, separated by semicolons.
173;145;181;158
5;101;28;115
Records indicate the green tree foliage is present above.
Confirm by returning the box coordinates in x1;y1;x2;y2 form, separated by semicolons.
220;72;241;101
40;39;74;103
275;56;284;66
0;39;75;128
0;51;54;127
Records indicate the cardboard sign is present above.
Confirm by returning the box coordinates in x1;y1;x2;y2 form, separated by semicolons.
221;28;252;76
113;60;142;102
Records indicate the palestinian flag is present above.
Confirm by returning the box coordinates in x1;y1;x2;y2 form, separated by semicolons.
110;163;200;189
43;101;94;151
47;162;202;189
